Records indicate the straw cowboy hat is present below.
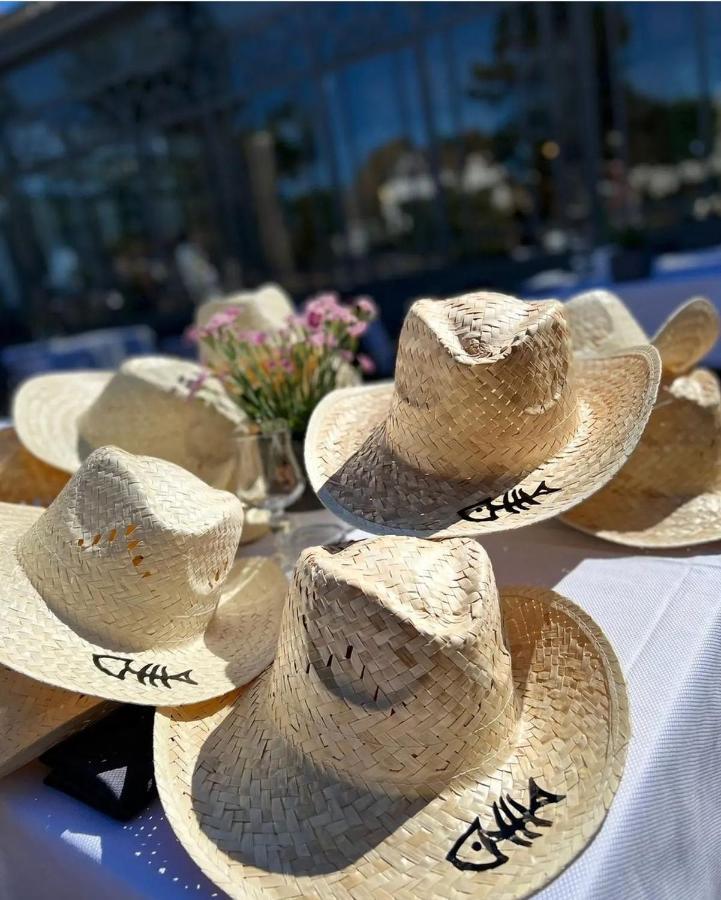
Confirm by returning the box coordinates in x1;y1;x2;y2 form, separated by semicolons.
305;291;660;537
0;505;113;779
563;289;719;375
0;426;69;506
155;536;629;900
13;355;246;485
196;283;294;364
0;447;287;705
561;291;721;547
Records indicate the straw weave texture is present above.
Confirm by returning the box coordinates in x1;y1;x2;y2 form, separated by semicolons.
13;356;247;489
0;663;112;779
306;292;659;537
155;536;628;900
563;293;721;546
0;505;112;778
0;448;287;704
565;290;718;375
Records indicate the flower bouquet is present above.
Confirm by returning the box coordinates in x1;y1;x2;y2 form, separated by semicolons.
189;292;377;437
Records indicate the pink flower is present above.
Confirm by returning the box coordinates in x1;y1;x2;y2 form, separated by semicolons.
324;332;338;349
339;349;353;362
357;354;375;375
354;296;377;319
236;329;267;346
184;324;200;344
348;320;367;338
185;368;210;398
309;331;326;349
204;307;241;335
306;308;324;329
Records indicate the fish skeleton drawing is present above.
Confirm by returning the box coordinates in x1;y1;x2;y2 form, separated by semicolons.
92;654;198;688
447;778;566;872
458;481;561;523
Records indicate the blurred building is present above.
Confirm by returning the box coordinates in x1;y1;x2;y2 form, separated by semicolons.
0;1;720;341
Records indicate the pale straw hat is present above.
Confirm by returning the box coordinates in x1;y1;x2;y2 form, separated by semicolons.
12;355;247;487
0;426;69;506
563;290;719;375
0;507;113;779
196;283;294;364
0;448;287;705
305;291;660;537
155;536;629;900
562;291;721;546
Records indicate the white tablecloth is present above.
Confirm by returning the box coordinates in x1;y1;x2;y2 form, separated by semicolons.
1;512;720;900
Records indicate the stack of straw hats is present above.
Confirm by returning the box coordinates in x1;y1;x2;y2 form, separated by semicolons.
149;290;658;898
0;444;289;777
6;286;710;897
561;290;721;546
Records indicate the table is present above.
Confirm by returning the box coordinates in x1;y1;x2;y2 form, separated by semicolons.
1;510;720;900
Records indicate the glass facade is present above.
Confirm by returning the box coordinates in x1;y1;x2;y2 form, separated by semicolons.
0;1;719;340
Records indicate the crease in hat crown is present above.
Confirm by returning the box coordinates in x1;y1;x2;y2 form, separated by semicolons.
76;356;245;483
16;446;243;652
263;535;517;787
384;292;580;482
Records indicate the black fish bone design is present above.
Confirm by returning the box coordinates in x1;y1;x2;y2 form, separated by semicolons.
458;480;561;523
447;778;566;872
92;654;198;688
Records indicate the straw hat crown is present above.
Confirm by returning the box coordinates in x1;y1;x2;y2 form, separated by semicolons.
75;356;244;481
386;293;579;481
16;446;243;653
266;536;517;787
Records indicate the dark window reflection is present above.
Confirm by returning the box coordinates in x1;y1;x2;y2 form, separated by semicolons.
0;1;719;343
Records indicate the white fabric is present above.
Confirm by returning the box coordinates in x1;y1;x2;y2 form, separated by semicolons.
0;512;719;899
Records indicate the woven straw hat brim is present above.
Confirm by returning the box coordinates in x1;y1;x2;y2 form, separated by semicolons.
0;664;113;779
560;367;721;548
0;427;69;505
566;292;719;375
305;348;660;537
0;504;287;704
560;486;721;548
0;505;113;778
650;297;720;375
13;371;113;473
154;585;629;900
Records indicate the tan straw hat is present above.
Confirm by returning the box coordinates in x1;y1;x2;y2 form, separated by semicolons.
0;448;287;705
196;282;294;334
305;291;660;537
562;292;721;547
564;289;719;375
155;535;629;900
12;355;247;487
0;426;69;505
196;283;294;364
0;505;113;779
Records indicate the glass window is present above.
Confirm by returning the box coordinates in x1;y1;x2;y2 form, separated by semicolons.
2;51;71;111
206;83;343;289
608;2;705;239
325;48;441;279
426;8;541;257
